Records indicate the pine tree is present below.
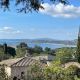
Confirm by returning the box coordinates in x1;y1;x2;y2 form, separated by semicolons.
76;27;80;63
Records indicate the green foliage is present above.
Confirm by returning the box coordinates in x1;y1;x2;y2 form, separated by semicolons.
44;61;62;80
0;0;69;12
27;45;44;56
45;47;51;52
16;42;28;58
7;46;16;57
3;43;7;54
27;62;44;80
0;46;5;60
0;65;10;80
55;47;77;63
0;44;15;61
45;62;80;80
17;42;28;49
16;43;43;57
27;60;80;80
76;32;80;63
27;46;55;56
32;45;43;54
16;47;27;58
44;47;55;55
27;47;35;55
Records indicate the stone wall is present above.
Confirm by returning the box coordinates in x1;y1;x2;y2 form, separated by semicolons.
11;66;27;79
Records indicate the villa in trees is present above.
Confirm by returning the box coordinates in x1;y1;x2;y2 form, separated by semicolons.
0;57;41;80
0;55;54;80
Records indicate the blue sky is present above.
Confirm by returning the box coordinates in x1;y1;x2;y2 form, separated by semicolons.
0;0;80;40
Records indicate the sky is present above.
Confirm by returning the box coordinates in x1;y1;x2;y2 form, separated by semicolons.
0;0;80;40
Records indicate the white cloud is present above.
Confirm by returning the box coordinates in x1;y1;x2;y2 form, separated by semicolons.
0;27;21;34
13;30;21;34
3;27;12;31
0;27;12;32
39;3;80;18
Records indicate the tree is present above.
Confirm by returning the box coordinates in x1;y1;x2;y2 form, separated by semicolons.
0;44;14;61
0;0;69;12
45;47;51;52
55;47;76;63
3;43;16;57
16;47;27;57
27;60;80;80
33;45;43;54
0;65;10;80
17;42;28;49
44;60;80;80
76;27;80;63
27;47;34;55
16;42;29;57
27;62;45;80
44;47;55;55
7;46;16;57
3;43;7;54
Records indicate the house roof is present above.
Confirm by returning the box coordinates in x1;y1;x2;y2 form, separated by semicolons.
63;62;80;68
11;57;38;67
0;58;23;66
32;55;54;61
0;57;40;67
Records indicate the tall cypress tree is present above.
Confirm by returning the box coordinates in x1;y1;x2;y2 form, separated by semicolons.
3;43;7;54
76;27;80;63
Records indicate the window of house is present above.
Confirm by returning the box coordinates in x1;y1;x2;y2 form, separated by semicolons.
13;76;17;80
21;72;25;79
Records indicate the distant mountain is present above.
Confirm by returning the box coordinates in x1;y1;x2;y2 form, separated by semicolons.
34;39;77;45
27;38;77;45
0;38;77;46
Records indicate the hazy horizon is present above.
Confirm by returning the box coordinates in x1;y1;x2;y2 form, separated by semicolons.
0;38;78;41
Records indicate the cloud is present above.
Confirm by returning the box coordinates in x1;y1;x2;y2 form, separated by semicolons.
0;27;12;32
39;3;80;18
3;27;12;31
0;27;21;34
13;30;21;34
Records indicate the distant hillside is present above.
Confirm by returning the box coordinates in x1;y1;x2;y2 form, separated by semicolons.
0;38;77;46
31;38;77;45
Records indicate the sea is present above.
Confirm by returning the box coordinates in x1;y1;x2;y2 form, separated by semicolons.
0;39;76;49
